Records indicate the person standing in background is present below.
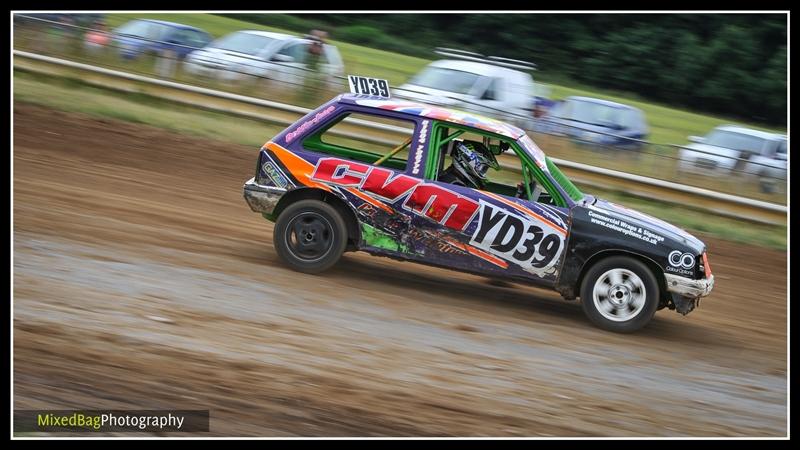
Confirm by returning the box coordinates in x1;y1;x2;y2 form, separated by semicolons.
83;19;110;55
306;29;326;71
299;29;328;104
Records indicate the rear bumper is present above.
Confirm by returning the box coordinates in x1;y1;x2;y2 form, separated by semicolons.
665;273;715;298
243;177;286;215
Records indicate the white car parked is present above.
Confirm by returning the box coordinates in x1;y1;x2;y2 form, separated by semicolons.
677;125;787;192
183;30;344;87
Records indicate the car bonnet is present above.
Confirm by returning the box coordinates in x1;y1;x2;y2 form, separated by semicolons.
589;198;705;253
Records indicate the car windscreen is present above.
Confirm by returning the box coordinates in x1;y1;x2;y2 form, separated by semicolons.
518;134;583;202
211;32;277;56
704;130;767;154
546;157;583;202
409;67;482;95
552;100;623;128
115;20;169;40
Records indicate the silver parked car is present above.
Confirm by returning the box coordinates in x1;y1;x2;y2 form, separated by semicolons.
183;30;344;86
677;125;787;192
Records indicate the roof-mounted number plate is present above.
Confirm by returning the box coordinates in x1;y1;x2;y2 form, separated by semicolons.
348;75;391;98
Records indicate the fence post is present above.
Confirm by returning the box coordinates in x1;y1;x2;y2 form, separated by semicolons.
155;49;177;79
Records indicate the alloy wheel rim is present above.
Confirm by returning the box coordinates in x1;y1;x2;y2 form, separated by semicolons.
592;268;647;322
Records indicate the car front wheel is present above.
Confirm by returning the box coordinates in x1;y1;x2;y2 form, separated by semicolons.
580;256;660;333
273;199;348;274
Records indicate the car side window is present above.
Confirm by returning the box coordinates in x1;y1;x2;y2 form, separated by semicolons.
170;29;190;45
150;23;170;41
277;42;308;64
177;29;207;48
301;111;417;172
619;110;636;129
196;31;212;47
432;127;559;205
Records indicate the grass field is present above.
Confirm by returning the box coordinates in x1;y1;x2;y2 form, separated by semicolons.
13;69;786;250
94;13;786;146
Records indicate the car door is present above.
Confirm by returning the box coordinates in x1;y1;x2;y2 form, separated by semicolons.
419;123;571;285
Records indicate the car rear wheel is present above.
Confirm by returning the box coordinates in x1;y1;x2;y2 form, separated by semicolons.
274;199;348;274
580;256;660;333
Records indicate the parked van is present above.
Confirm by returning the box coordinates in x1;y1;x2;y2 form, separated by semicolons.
394;48;543;130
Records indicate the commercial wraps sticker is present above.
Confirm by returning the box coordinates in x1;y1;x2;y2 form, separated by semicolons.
587;210;664;245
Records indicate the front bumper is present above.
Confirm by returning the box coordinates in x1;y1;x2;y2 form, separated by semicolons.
678;158;735;176
664;273;715;298
243;177;286;215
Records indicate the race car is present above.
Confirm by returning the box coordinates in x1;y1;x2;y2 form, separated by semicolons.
243;79;714;333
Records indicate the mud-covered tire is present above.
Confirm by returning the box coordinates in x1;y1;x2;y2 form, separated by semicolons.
580;256;660;333
273;199;348;274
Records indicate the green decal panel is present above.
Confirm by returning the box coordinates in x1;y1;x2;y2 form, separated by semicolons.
360;223;409;253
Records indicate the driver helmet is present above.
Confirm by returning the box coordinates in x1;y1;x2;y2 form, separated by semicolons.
450;140;497;188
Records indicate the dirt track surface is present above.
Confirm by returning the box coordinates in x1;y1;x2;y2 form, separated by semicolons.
13;104;787;436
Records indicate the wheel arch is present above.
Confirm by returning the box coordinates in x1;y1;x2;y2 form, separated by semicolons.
273;187;361;248
576;249;669;307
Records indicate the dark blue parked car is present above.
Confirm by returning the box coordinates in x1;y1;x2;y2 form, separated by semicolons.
537;96;649;150
112;19;212;60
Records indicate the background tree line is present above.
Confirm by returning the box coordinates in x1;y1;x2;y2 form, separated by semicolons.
222;13;787;125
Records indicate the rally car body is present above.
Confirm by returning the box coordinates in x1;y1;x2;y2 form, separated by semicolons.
243;93;714;332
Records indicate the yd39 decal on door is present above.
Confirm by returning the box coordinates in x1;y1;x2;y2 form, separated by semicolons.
469;200;565;277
